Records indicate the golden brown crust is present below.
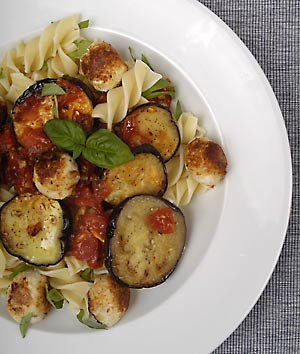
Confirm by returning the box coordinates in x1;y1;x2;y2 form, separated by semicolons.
81;41;128;92
33;152;80;199
88;274;130;327
185;137;227;187
6;270;51;324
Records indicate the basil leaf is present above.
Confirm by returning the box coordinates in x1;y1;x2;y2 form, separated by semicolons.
141;54;153;70
83;129;134;168
45;284;64;309
128;46;136;62
44;119;86;156
68;40;92;59
9;264;33;279
80;268;94;282
20;312;33;338
42;82;66;96
77;309;107;329
175;100;183;120
142;78;176;99
78;19;89;29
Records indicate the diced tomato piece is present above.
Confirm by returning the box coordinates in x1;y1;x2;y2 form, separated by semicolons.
68;230;104;269
148;207;175;234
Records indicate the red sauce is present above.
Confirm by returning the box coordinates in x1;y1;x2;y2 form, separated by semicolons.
20;127;54;158
68;228;105;269
148;207;175;234
0;124;17;154
57;78;93;133
66;175;111;267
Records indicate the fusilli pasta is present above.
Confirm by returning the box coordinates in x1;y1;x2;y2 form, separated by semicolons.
92;59;161;130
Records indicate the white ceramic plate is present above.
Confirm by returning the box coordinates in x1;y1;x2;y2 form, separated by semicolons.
0;1;292;353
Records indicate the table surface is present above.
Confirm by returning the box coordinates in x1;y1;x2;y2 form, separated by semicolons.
197;1;300;353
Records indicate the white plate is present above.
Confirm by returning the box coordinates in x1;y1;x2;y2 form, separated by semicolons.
0;0;292;353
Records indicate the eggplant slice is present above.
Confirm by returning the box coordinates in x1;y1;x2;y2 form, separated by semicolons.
116;103;180;162
0;193;70;266
102;144;167;206
106;195;186;288
12;77;94;153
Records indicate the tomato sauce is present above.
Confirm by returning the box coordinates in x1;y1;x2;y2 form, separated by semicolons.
65;165;111;268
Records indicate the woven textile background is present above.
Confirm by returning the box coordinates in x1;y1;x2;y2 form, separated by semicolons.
196;1;300;353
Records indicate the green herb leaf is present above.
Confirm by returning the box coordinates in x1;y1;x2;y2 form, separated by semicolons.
77;309;107;329
41;82;66;96
41;61;48;73
175;100;183;120
44;120;133;167
142;78;176;100
45;284;64;309
44;119;86;158
0;67;5;79
68;39;93;59
9;264;33;280
83;129;134;169
80;268;94;282
20;312;33;338
128;47;136;62
78;19;89;29
141;54;153;70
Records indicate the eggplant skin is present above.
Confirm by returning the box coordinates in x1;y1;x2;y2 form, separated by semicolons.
116;102;181;162
105;194;186;288
0;193;71;266
102;144;168;206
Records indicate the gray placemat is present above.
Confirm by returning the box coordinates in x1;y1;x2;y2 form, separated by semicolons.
197;1;300;353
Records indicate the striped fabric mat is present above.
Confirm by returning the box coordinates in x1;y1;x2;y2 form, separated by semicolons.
197;1;300;353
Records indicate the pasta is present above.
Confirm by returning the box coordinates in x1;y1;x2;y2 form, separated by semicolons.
0;14;80;105
92;59;161;130
164;112;208;205
0;15;227;334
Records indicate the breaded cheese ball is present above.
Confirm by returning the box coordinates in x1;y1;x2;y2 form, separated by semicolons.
33;152;80;200
6;270;51;324
185;137;227;188
88;274;130;327
80;41;128;92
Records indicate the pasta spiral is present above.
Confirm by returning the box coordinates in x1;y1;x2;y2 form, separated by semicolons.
164;112;208;206
0;14;80;104
92;59;161;130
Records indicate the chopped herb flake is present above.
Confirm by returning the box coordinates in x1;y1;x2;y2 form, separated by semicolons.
20;312;33;338
45;284;64;309
80;268;94;282
77;309;107;329
142;78;176;100
78;19;89;29
41;82;66;96
68;39;93;59
8;264;33;279
175;100;183;120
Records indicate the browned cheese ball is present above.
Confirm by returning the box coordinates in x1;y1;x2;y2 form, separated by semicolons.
88;274;130;327
185;137;227;188
6;270;51;324
80;41;128;92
